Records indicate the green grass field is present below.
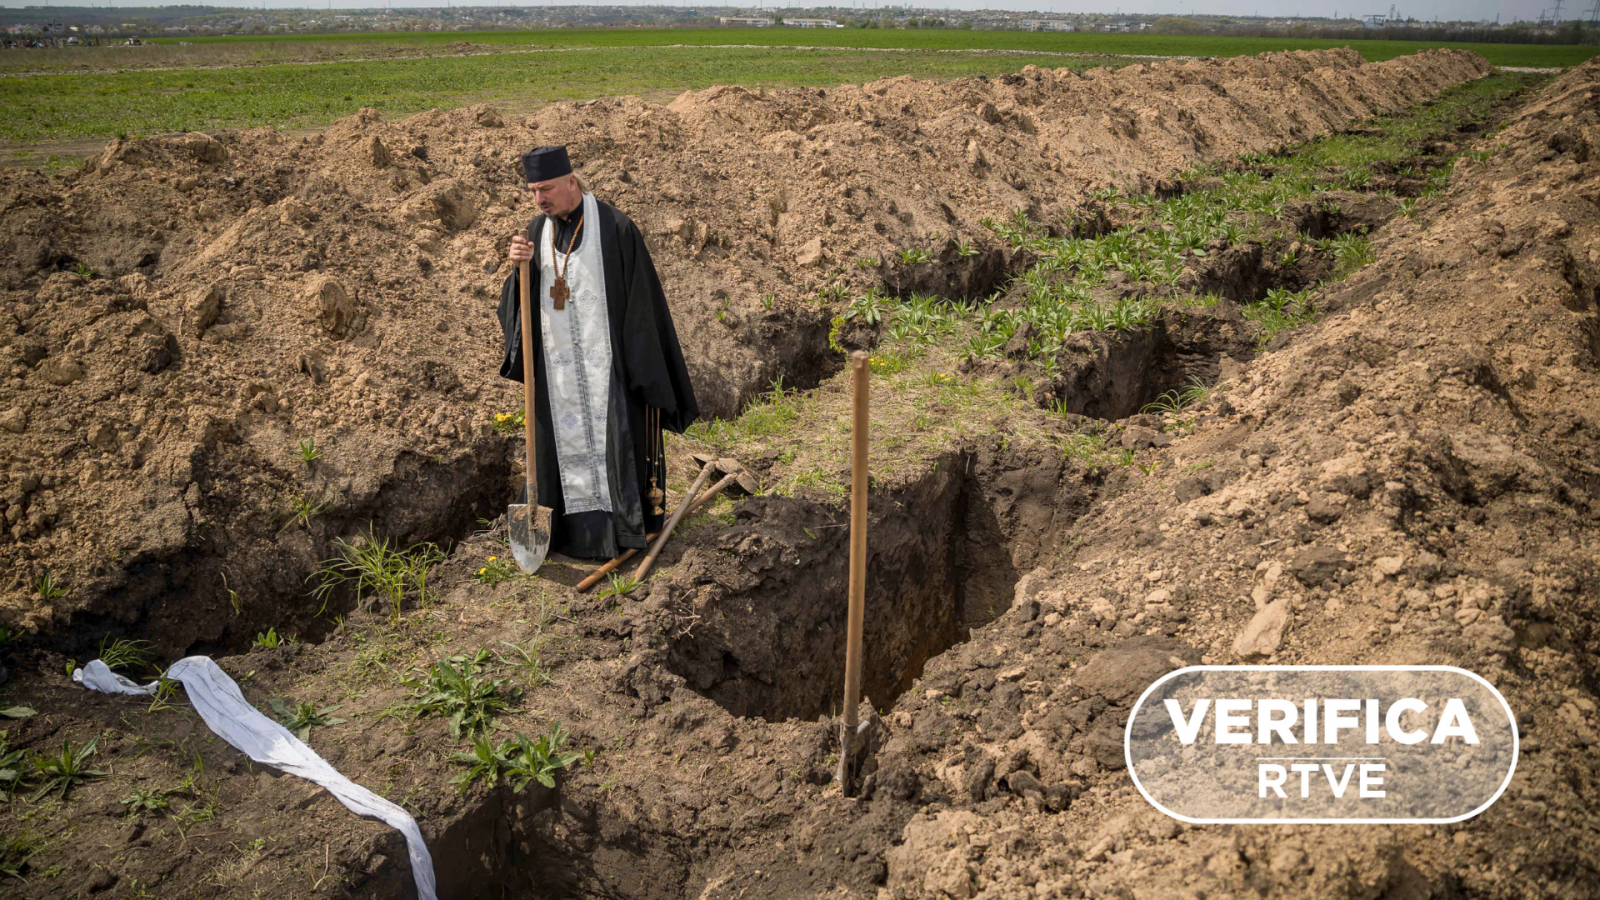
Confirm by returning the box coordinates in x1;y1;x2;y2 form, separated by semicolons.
156;27;1599;68
0;45;1130;144
2;28;1591;148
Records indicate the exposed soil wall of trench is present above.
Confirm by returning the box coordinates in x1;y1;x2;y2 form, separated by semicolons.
663;445;1090;723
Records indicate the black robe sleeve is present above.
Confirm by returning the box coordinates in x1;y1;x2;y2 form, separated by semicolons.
613;211;700;433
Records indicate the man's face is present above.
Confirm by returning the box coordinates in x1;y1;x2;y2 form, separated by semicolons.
527;173;580;217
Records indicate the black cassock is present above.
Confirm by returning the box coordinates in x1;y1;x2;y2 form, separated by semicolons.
496;198;699;559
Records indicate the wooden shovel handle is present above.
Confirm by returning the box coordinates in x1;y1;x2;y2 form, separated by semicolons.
632;463;715;586
575;472;737;593
837;350;869;789
518;259;537;504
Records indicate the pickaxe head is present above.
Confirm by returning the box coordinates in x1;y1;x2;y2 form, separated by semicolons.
691;453;760;497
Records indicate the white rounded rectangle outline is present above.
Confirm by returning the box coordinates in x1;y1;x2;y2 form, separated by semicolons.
1124;665;1519;825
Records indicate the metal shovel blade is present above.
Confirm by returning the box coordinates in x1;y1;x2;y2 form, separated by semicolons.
507;501;552;574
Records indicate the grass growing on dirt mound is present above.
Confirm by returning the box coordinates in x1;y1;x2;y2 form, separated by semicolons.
682;71;1543;500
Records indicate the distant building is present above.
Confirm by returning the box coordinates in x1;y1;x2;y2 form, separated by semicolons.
1021;19;1075;31
719;16;774;26
784;18;839;28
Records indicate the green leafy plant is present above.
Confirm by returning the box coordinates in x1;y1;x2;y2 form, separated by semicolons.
449;723;581;794
146;673;184;714
496;640;551;687
955;238;979;258
896;246;931;266
71;261;99;279
759;292;776;310
0;734;27;802
267;698;346;740
597;572;641;601
492;410;526;434
403;653;514;739
279;493;329;533
97;635;154;674
30;736;107;801
33;573;66;605
120;787;172;819
501;724;582;791
309;535;445;619
294;438;323;464
473;555;520;585
252;627;296;649
1140;378;1213;415
855;255;879;269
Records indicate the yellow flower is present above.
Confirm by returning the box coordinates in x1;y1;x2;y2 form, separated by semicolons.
487;556;497;562
477;567;487;575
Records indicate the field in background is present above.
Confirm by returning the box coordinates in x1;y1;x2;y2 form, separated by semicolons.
150;27;1600;68
1;45;1131;146
2;27;1592;153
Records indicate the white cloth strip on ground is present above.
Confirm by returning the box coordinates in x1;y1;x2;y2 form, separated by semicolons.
74;656;437;900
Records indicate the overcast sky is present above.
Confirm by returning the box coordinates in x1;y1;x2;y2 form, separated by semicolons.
1;2;1576;23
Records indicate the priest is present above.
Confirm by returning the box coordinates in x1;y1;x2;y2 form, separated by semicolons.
496;145;699;560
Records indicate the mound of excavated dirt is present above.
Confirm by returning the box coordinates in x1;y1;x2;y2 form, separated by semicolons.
811;60;1600;900
0;49;1487;655
1;53;1595;900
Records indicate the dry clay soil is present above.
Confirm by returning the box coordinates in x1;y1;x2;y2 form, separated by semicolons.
1;47;1599;900
0;47;1487;653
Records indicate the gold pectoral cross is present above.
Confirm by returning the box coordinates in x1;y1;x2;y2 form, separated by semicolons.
550;276;569;310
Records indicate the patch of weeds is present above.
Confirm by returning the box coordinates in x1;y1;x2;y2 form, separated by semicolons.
597;572;641;601
310;535;445;619
403;651;515;739
0;832;38;880
97;635;154;674
120;787;172;819
146;673;185;714
33;572;66;605
252;627;296;649
896;246;931;266
868;350;910;376
1244;286;1320;345
843;287;888;326
473;555;521;585
71;261;99;279
492;409;525;434
30;736;107;801
278;493;329;533
855;255;878;269
1140;378;1212;415
294;438;323;464
0;733;28;801
759;292;776;310
1396;198;1418;218
267;698;346;741
496;640;552;687
450;723;581;794
1330;233;1374;278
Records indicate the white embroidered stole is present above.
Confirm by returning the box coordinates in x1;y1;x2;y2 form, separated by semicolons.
538;192;614;515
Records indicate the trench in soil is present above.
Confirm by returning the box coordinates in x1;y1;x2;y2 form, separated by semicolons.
361;75;1557;899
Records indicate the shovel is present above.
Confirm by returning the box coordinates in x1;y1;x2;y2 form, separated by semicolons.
508;259;552;574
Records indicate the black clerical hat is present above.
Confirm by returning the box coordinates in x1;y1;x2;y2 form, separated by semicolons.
521;146;573;184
